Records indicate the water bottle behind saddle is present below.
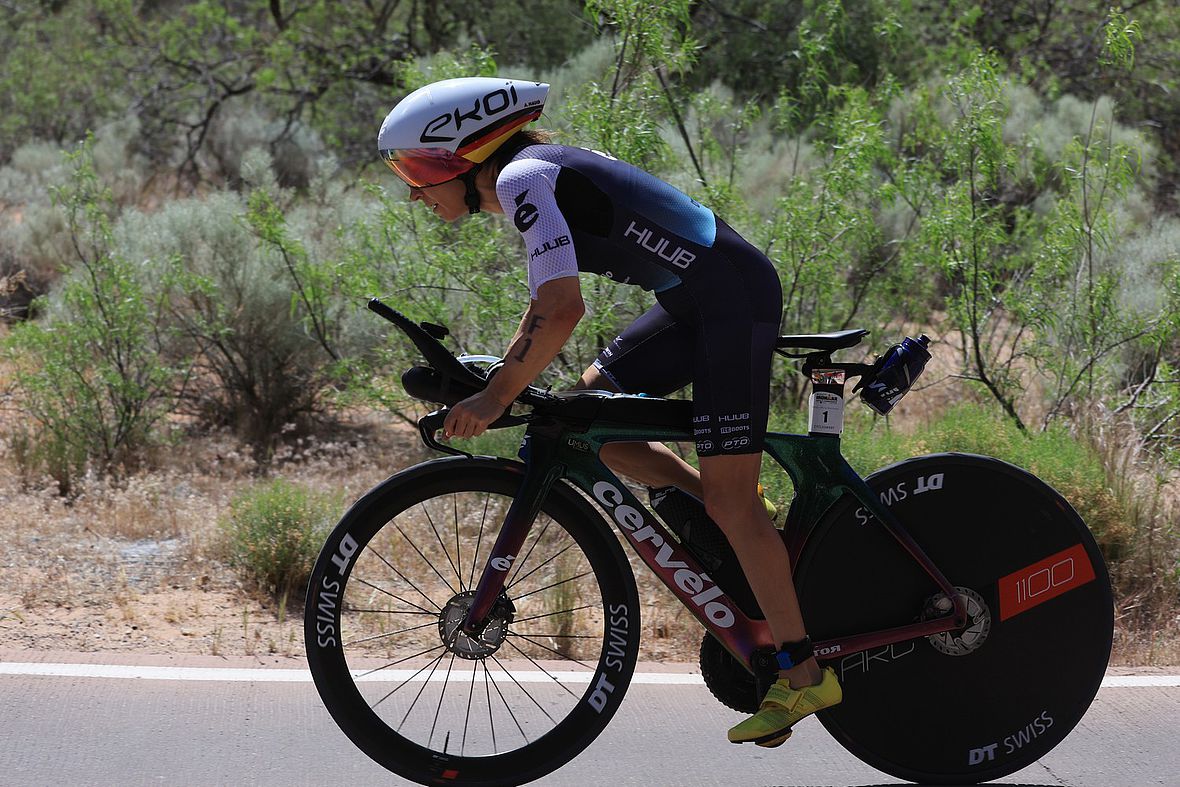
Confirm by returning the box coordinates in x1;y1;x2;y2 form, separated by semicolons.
649;486;762;618
857;334;931;414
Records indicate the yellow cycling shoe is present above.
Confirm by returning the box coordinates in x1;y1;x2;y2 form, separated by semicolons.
727;667;842;747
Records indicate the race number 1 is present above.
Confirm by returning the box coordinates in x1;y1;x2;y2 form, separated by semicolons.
808;391;844;435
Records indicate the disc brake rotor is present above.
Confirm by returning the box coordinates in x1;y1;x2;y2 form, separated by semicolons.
926;586;991;656
438;590;515;659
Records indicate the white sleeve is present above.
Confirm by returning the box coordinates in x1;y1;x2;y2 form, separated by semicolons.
495;158;579;300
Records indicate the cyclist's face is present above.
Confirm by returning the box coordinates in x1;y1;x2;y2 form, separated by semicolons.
408;179;468;222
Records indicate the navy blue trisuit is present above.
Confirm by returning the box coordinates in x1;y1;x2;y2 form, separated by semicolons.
494;143;783;457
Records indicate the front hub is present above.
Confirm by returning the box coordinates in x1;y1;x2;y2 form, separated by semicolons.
439;590;515;659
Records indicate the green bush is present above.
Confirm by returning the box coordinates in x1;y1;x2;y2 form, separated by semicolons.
220;478;340;603
3;140;181;495
842;404;1131;560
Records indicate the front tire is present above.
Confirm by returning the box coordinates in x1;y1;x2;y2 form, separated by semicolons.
305;457;641;787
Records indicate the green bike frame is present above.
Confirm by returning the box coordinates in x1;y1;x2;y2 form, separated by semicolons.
456;388;968;672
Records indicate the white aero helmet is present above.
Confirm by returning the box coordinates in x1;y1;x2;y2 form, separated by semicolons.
378;77;548;208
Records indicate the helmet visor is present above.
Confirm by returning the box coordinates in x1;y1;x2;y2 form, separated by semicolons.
380;148;476;188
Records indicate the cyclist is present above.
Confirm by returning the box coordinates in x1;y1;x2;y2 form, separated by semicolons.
378;77;841;747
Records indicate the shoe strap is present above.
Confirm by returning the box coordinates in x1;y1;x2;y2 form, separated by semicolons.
760;681;801;712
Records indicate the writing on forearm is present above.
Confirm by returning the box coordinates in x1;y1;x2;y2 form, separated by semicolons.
512;314;546;362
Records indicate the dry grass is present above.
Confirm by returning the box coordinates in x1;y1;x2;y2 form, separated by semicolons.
0;413;430;657
1079;408;1180;666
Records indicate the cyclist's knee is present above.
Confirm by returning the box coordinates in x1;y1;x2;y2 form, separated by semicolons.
701;486;761;529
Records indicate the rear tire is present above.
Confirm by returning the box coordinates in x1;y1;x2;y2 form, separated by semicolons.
795;453;1113;784
305;457;641;787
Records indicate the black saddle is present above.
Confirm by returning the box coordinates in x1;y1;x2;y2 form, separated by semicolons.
775;329;868;353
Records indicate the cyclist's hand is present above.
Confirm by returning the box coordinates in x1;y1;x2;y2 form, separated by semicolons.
443;390;510;439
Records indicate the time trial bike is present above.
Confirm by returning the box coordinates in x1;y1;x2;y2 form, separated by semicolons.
304;298;1113;786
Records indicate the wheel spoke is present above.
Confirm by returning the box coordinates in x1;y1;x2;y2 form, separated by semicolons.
512;604;596;625
396;522;459;596
359;546;441;612
343;618;439;647
511;633;597;639
369;647;448;709
511;570;593;601
490;653;555;726
482;659;497;754
342;606;436;616
507;632;596;673
353;575;437;614
372;646;446;712
468;493;493;591
487;656;530;744
507;540;578;591
453;494;464;593
397;651;447;731
508;515;556;587
504;638;582;699
420;500;463;592
462;659;478;756
427;653;458;748
357;643;446;680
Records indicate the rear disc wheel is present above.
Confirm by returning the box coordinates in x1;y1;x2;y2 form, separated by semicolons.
795;453;1113;784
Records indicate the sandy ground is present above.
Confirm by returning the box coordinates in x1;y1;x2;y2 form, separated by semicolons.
0;420;407;660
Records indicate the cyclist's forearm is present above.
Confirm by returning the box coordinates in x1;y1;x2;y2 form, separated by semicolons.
487;294;583;406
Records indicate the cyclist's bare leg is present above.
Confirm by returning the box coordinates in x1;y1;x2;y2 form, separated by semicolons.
576;367;819;686
699;451;822;688
573;366;703;497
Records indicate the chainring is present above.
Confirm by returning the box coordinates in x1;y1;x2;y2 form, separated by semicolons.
699;633;760;714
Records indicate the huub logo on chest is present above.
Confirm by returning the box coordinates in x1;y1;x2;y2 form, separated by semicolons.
623;220;696;268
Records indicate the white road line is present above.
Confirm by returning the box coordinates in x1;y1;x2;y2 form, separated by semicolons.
1100;675;1180;688
0;662;1178;687
0;663;698;684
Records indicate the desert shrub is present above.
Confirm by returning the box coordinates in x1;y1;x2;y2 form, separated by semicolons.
2;140;182;495
220;477;340;603
112;172;381;454
0;119;152;314
203;99;329;190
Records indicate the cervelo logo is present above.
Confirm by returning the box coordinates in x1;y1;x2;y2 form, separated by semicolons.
420;84;528;144
622;221;696;269
592;480;735;628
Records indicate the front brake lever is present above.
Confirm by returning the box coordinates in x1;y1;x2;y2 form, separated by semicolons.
418;408;530;458
419;410;471;458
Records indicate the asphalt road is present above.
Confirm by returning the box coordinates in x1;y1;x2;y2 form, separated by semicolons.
1;659;1177;786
